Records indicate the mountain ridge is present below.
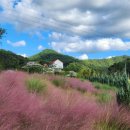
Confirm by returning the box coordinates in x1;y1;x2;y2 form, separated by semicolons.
0;49;130;71
29;49;79;67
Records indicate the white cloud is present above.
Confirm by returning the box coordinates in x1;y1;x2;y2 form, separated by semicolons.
1;0;130;54
49;32;62;40
1;0;130;38
7;40;26;47
38;45;44;50
19;53;28;57
79;54;89;60
50;33;130;53
106;56;115;59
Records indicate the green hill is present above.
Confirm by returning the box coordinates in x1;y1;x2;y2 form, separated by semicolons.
0;49;28;70
82;56;130;71
65;55;130;73
108;58;130;74
0;49;130;73
29;49;79;67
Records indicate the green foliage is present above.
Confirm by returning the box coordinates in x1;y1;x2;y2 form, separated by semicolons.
65;62;84;72
93;82;117;91
81;71;128;88
1;48;129;74
26;78;47;93
52;78;66;88
80;56;130;75
95;93;111;103
0;49;28;70
95;122;123;130
30;49;79;67
78;67;96;79
54;68;63;75
0;62;3;71
117;72;130;106
22;65;43;73
68;71;77;77
109;58;130;75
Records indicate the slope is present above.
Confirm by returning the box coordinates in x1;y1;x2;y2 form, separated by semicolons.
29;49;79;67
0;49;28;70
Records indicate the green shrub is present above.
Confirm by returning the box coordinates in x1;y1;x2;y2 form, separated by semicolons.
96;93;111;103
93;82;117;91
26;78;47;93
117;72;130;106
52;78;66;88
95;122;121;130
22;65;43;73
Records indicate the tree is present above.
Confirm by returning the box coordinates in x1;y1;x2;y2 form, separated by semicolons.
0;27;6;39
65;62;84;72
78;67;91;79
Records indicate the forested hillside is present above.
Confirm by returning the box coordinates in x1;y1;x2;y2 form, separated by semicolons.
0;49;130;73
65;56;130;73
30;49;79;67
108;58;130;74
0;49;28;70
82;56;130;71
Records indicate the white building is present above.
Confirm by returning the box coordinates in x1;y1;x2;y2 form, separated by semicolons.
27;61;41;66
49;59;63;69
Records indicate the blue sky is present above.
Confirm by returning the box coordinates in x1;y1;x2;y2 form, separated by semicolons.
0;0;130;59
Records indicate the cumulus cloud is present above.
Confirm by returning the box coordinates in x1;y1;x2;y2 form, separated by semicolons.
50;33;130;53
7;40;26;47
78;54;89;60
1;0;130;54
38;45;44;50
0;0;130;38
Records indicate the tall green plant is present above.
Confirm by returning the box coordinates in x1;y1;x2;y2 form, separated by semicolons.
117;64;130;106
26;78;47;93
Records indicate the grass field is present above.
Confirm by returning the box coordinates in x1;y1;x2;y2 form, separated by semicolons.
0;71;130;130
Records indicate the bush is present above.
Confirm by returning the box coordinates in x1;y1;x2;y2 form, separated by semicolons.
52;78;66;88
96;93;111;103
22;65;43;73
93;82;117;91
26;78;47;93
68;71;77;77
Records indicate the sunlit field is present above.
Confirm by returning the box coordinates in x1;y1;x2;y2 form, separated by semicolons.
0;71;130;130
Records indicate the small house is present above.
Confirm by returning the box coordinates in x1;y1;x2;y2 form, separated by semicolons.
49;59;63;69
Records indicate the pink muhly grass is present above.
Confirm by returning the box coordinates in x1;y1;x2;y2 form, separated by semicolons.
2;71;130;130
66;78;97;93
44;74;97;93
0;71;101;130
0;71;43;130
41;90;101;130
94;103;130;130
